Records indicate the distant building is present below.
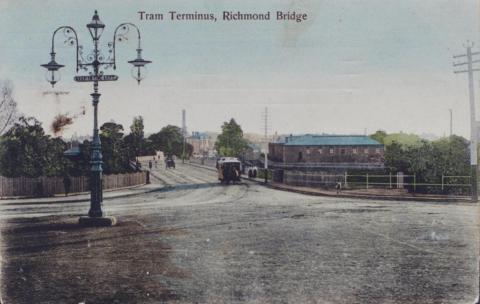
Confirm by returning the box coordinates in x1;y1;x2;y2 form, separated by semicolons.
187;131;215;157
245;143;262;161
269;134;384;169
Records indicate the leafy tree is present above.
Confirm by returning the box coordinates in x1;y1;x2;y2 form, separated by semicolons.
404;140;433;180
101;122;124;141
383;132;422;147
370;130;387;144
381;131;470;194
0;79;19;135
430;135;469;176
384;141;408;172
130;116;145;138
100;122;133;174
0;117;68;177
214;118;248;157
124;116;146;160
148;125;192;157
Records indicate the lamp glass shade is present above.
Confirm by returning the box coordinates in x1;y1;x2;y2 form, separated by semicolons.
45;69;61;87
131;66;147;84
87;10;105;39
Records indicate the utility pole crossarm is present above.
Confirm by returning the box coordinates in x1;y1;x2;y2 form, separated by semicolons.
454;68;480;73
453;51;480;58
453;60;480;67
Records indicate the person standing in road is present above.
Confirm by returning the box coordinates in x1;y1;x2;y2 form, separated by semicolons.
335;181;342;194
63;175;72;197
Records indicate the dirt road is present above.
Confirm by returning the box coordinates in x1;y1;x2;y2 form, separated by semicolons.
0;163;478;303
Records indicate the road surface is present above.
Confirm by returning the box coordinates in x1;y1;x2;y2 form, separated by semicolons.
0;163;478;303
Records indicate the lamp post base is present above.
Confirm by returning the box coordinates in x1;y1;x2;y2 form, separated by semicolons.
79;216;117;227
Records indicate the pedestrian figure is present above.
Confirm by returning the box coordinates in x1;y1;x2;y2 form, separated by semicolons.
63;175;72;197
335;182;342;194
149;160;153;170
155;159;158;168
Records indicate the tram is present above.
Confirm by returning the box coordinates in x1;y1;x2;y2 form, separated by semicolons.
216;157;241;184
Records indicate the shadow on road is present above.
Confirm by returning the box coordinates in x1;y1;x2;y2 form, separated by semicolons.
1;216;185;303
157;181;246;193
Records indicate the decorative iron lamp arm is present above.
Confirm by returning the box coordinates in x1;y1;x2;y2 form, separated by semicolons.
40;26;80;87
111;22;152;84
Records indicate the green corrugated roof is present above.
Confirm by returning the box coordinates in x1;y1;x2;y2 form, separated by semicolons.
283;135;382;146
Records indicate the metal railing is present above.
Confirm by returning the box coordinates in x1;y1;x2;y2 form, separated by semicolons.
281;171;472;193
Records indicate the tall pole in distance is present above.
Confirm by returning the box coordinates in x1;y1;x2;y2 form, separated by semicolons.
263;107;269;184
453;41;480;202
182;109;186;164
449;109;453;137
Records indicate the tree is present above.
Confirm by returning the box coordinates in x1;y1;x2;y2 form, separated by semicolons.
125;116;145;160
383;132;422;147
148;125;190;157
0;79;19;135
214;118;248;157
100;122;124;141
381;131;470;194
0;116;68;177
370;130;387;144
130;116;145;138
100;122;132;174
431;136;469;175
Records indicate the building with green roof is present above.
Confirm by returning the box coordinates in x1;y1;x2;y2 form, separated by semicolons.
269;134;384;170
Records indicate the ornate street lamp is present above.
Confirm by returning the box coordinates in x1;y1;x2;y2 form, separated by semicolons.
41;10;151;226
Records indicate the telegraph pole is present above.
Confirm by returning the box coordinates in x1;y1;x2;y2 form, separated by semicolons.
449;109;453;136
182;109;186;164
263;107;269;184
453;41;480;202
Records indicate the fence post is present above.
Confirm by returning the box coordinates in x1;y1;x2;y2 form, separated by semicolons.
413;174;416;192
441;174;444;191
366;173;369;189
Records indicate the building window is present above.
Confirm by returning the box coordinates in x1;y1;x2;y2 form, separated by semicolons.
329;148;334;154
353;148;357;154
318;148;323;154
306;148;311;155
364;148;369;154
298;152;303;161
375;148;381;154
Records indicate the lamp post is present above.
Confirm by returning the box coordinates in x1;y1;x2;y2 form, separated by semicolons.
41;10;151;226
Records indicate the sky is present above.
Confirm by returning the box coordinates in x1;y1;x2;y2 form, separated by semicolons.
0;0;478;139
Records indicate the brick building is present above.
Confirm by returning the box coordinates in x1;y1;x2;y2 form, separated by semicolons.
187;132;214;157
269;134;384;168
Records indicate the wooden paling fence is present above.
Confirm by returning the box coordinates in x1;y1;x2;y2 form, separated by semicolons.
0;172;147;198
